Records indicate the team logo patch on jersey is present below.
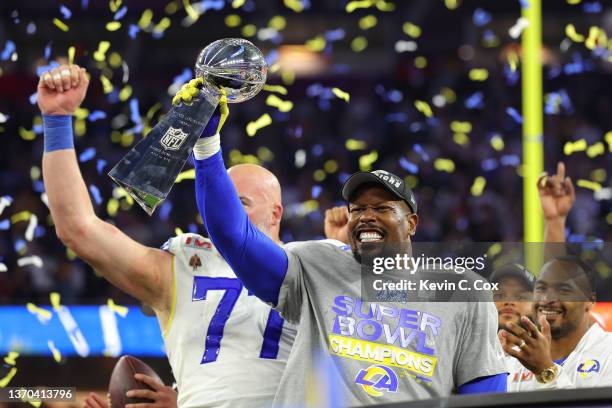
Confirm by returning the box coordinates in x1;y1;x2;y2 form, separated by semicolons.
184;236;212;250
355;365;398;397
160;127;188;151
189;255;202;270
577;359;601;378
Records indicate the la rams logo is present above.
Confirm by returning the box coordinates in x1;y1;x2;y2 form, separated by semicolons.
160;127;188;151
355;365;398;397
577;359;601;378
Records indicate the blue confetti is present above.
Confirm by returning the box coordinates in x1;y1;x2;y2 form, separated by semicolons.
413;144;430;161
114;5;128;20
60;4;72;19
519;0;529;9
331;64;350;74
456;216;468;232
399;157;419;174
129;98;142;126
35;225;45;238
29;92;38;105
0;41;16;61
503;63;520;86
465;92;484;110
89;185;102;205
481;158;499;171
15;240;26;253
33;124;43;135
159;201;172;221
88;111;107;121
107;89;119;104
265;50;279;66
0;220;9;230
32;181;45;193
312;144;324;157
81;0;89;9
559;89;574;114
318;99;331;111
506;107;523;124
583;1;602;13
500;154;520;166
79;147;96;162
472;8;491;26
306;83;323;97
338;172;351;184
26;22;36;35
36;61;60;77
188;223;198;234
409;122;424;133
311;185;322;199
44;42;52;60
172;68;192;87
96;159;107;175
128;24;140;39
325;28;345;42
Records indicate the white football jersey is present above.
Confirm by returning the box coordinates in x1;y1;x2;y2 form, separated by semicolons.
161;233;296;408
506;323;612;391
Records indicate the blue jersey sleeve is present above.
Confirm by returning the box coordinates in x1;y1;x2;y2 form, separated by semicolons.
193;151;288;305
457;373;507;394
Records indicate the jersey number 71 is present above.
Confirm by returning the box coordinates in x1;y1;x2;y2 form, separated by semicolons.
192;276;284;364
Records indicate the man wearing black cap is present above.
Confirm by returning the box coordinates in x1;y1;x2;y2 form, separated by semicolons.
193;130;508;407
490;264;536;332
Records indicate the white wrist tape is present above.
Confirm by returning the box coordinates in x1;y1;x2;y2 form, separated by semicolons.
193;134;220;160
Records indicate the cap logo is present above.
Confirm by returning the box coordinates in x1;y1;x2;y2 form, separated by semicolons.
373;170;402;189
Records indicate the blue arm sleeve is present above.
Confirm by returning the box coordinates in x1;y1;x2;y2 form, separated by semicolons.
457;374;507;394
194;150;288;304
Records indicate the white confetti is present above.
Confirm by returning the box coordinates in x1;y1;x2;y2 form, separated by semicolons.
594;188;612;201
17;255;43;268
0;113;8;123
394;40;417;53
509;17;529;39
0;263;7;272
25;214;38;241
0;196;13;216
40;193;49;208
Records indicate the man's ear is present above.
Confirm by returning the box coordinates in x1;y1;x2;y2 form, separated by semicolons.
271;203;283;227
407;213;418;236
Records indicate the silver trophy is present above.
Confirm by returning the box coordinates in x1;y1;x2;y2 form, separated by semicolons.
108;38;268;215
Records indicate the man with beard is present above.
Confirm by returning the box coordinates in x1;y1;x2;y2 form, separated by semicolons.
191;77;507;404
499;163;612;389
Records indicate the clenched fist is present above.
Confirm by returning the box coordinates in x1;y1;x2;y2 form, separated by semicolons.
38;64;89;116
324;206;349;244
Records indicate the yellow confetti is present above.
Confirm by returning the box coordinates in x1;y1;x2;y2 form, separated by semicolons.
567;0;581;4
487;243;502;258
107;198;119;217
50;292;61;312
75;119;87;137
183;0;199;22
441;87;456;103
405;175;418;189
351;36;368;52
106;21;122;31
0;367;17;387
109;0;122;12
313;169;326;182
30;166;41;181
154;17;171;33
281;70;295;85
450;121;472;133
576;179;602;191
68;46;75;65
67;247;77;261
375;0;395;11
346;0;373;12
175;227;184;236
93;41;111;62
563;139;587;155
4;351;19;366
434;158;455;173
119;85;132;102
100;75;114;94
257;147;274;162
445;0;460;9
402;22;421;38
263;84;288;95
324;160;338;173
47;340;62;363
11;211;31;224
53;18;69;32
607;213;612;225
414;56;427;68
26;303;52;321
232;0;246;8
75;108;89;120
242;24;257;37
591;169;606;183
565;24;584;42
453;133;470;146
120;132;134;147
284;0;304;12
585;26;601;50
165;0;179;14
305;35;326;52
587;142;605;158
346;139;367;151
469;68;489;81
138;9;154;29
107;298;129;317
605;131;612;151
332;87;350;102
471;176;486;196
490;135;505;151
266;94;294;112
414;100;433;118
359;15;378;30
175;168;195;183
225;14;241;27
269;16;287;31
246;113;272;137
359;150;379;171
19;127;36;141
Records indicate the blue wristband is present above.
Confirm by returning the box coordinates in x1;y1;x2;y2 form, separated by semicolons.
43;115;74;152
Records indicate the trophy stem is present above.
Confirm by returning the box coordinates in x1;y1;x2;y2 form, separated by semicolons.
108;86;221;215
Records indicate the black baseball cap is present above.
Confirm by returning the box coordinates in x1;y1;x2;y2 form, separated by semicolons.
489;263;536;291
341;170;417;214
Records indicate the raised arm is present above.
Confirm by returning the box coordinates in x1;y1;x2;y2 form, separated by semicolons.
538;162;575;243
40;64;172;315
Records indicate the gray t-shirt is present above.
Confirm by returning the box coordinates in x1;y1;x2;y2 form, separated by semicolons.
274;239;507;407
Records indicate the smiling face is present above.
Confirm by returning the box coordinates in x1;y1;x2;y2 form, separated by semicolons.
347;184;418;263
533;259;595;339
494;277;534;330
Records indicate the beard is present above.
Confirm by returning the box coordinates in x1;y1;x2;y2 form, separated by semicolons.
549;317;580;340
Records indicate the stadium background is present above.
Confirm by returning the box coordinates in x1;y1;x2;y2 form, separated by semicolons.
0;0;611;406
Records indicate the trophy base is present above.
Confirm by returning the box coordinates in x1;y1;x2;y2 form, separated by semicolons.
108;175;165;216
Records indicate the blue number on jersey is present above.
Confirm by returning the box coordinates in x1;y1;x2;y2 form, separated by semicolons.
192;277;285;364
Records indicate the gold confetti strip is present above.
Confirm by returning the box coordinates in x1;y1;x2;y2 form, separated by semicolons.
359;150;379;171
4;351;19;366
414;100;433;118
257;146;274;162
359;15;377;30
107;298;129;317
138;9;154;29
284;0;304;12
332;87;350;102
75;108;89;120
47;340;62;363
246;113;272;137
313;170;326;182
11;211;31;224
68;46;75;65
232;0;246;8
576;179;602;191
587;142;605;158
107;198;119;217
263;84;288;95
269;16;287;31
487;243;502;258
563;139;587;155
266;94;294;112
50;292;62;312
119;85;132;101
93;41;111;62
434;158;455;173
591;168;606;183
154;17;171;34
346;0;374;13
19;127;36;141
324;159;338;173
566;0;581;4
53;18;69;32
106;21;122;31
26;303;52;321
351;36;368;52
165;0;179;14
414;56;427;68
225;14;241;27
183;0;200;22
175;168;195;183
241;24;257;37
0;368;17;387
100;75;114;94
453;133;470;146
109;0;122;13
471;176;486;196
605;131;612;151
346;139;367;151
402;22;421;38
305;35;326;52
490;135;505;151
450;121;472;133
175;227;184;236
565;24;584;42
469;68;489;81
445;0;460;9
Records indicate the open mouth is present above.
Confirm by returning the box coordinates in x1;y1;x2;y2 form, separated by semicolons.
356;228;385;244
537;307;564;321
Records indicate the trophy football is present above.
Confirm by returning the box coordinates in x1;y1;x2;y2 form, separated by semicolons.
108;38;268;215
